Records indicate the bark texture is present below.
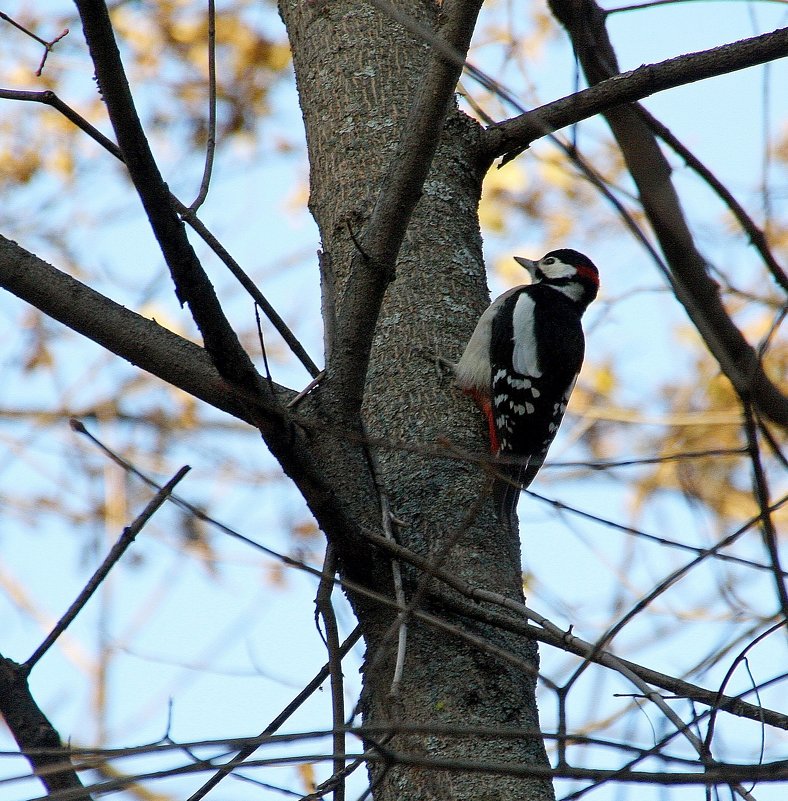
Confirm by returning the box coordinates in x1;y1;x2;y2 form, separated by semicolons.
280;1;553;798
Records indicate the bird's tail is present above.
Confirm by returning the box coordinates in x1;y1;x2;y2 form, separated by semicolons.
492;462;524;533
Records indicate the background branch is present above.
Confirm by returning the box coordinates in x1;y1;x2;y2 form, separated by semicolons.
482;26;788;164
0;236;272;424
74;0;263;393
546;0;788;427
0;656;91;801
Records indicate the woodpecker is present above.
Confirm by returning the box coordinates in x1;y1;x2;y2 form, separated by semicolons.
455;249;599;528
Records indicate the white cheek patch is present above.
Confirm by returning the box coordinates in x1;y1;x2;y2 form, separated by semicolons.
540;259;575;280
511;294;541;377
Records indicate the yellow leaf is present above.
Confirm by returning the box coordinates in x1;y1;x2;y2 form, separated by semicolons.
297;763;316;793
590;364;616;395
480;161;529;233
539;152;573;191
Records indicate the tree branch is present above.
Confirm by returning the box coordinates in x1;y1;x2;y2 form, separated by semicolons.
481;26;788;165
545;0;788;427
328;0;484;417
0;87;321;379
0;655;92;801
0;236;377;575
73;0;263;394
0;235;269;424
637;107;787;293
356;526;788;731
25;466;190;670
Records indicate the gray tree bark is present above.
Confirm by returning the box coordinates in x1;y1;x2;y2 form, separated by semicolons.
279;1;554;799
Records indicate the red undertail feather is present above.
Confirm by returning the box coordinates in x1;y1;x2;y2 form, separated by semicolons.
465;387;500;453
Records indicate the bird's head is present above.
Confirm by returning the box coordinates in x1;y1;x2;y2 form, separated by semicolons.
514;249;599;307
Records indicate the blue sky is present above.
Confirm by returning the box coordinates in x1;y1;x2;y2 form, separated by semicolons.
0;1;786;799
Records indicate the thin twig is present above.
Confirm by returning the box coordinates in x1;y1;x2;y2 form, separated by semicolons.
25;466;190;671
742;401;788;619
74;0;262;390
360;427;408;695
640;106;787;292
185;627;363;801
254;303;274;389
550;0;788;428
188;0;217;213
287;371;326;409
704;619;786;755
0;88;321;379
0;11;69;76
358;483;492;704
69;423;788;738
355;521;788;730
483;26;788;164
315;544;346;801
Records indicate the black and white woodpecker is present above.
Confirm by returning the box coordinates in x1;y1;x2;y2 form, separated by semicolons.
455;249;600;528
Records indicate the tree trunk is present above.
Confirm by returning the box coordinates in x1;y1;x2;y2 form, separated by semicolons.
279;1;554;798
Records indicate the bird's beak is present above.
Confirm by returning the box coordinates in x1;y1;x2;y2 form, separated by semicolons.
514;256;538;280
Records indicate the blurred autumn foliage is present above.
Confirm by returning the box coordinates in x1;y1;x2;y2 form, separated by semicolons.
0;0;786;798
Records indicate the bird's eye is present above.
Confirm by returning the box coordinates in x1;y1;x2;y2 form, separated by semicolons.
543;257;556;265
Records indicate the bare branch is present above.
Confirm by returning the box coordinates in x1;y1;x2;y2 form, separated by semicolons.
0;655;92;801
185;627;363;801
0;246;339;550
0;11;69;76
188;0;217;213
639;107;787;292
546;0;788;427
355;525;788;731
74;0;263;394
328;0;484;417
25;465;191;670
0;235;273;424
0;87;321;378
482;26;788;165
742;403;788;617
315;544;346;801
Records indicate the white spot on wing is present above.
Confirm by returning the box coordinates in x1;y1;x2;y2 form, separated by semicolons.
511;294;541;377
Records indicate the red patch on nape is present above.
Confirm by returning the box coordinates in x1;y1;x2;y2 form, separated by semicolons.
576;263;599;286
